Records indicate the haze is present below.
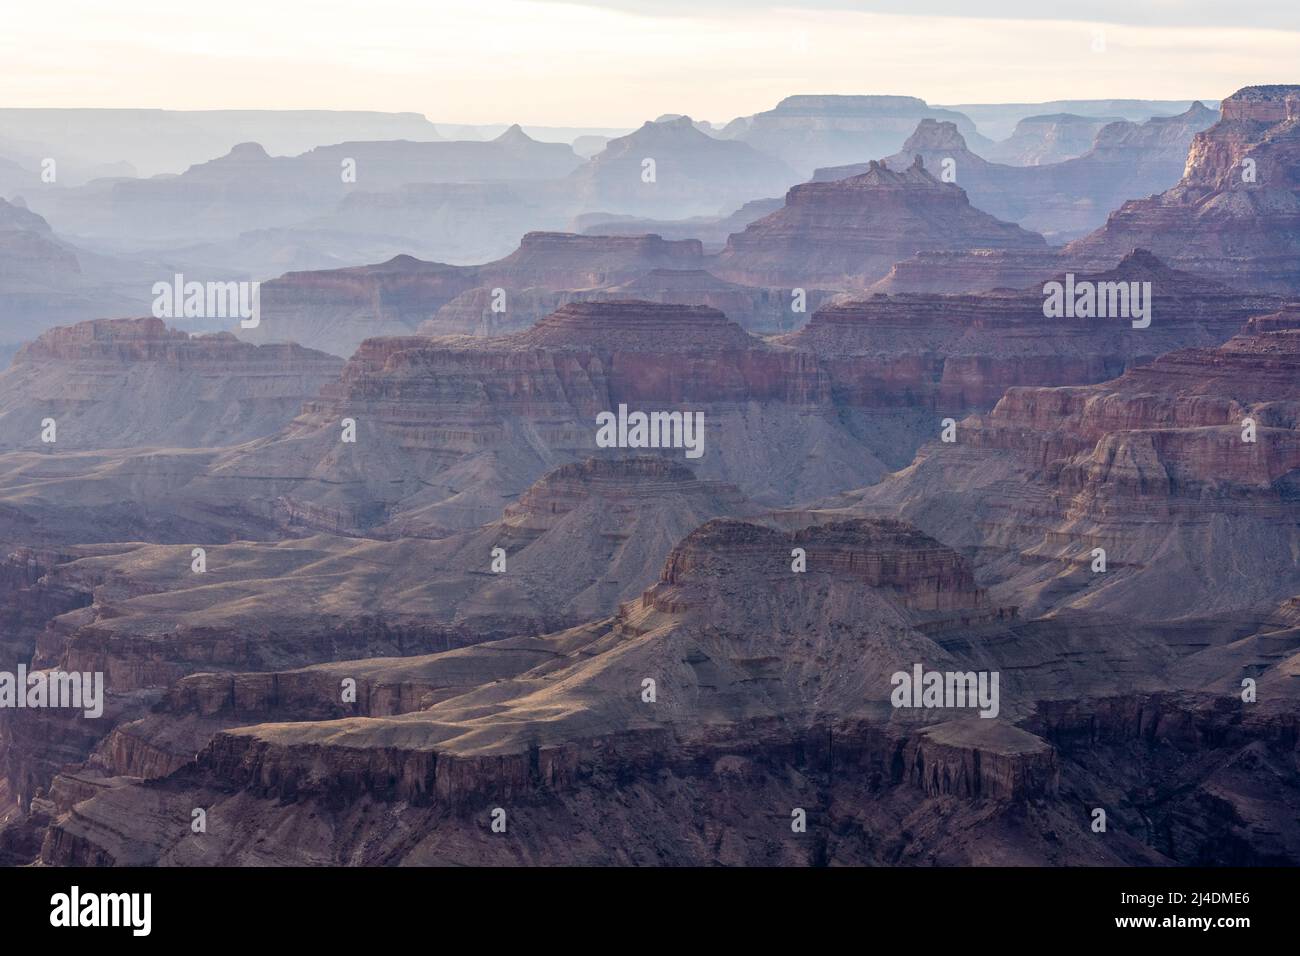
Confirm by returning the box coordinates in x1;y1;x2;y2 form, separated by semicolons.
4;0;1299;125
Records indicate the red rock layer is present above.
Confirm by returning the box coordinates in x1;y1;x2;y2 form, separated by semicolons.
302;302;830;428
778;250;1283;413
1066;85;1300;293
856;310;1300;621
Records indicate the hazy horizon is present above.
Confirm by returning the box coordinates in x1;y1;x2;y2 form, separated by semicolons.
4;0;1296;127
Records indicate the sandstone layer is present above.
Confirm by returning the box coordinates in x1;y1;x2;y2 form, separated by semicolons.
844;309;1300;624
1066;85;1300;293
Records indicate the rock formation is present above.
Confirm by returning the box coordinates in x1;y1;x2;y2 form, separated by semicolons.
984;113;1121;166
0;199;154;344
4;86;1300;871
779;249;1284;413
419;269;833;337
0;317;343;450
574;196;784;252
26;130;584;246
815;106;1218;242
722;95;993;177
247;232;706;356
844;309;1300;623
210;300;892;536
1066;85;1300;293
711;157;1047;288
567;116;797;219
23;511;1295;866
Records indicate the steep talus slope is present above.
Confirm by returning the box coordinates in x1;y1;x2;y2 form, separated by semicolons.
204;301;894;536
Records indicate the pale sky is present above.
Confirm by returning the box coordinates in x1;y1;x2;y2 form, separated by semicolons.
2;0;1298;125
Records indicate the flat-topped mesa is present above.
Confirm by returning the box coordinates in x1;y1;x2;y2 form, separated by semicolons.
416;268;821;339
579;268;829;334
503;456;747;529
508;456;699;510
510;301;755;352
711;157;1047;289
0;317;345;450
646;517;988;615
1217;84;1300;125
251;231;708;356
14;316;336;368
1065;85;1300;293
776;250;1283;412
1240;306;1300;335
870;249;1068;295
493;231;705;284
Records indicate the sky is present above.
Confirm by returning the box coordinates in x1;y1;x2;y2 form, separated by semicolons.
2;0;1298;126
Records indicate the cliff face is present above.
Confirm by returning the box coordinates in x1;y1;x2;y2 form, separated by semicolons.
815;107;1218;243
851;310;1300;623
418;269;832;337
779;250;1284;413
250;231;706;356
711;157;1047;288
205;300;900;536
0;455;761;814
0;317;344;450
1066;86;1300;293
31;514;1053;865
32;510;1297;867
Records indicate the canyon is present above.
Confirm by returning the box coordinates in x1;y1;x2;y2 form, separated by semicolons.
2;82;1298;870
